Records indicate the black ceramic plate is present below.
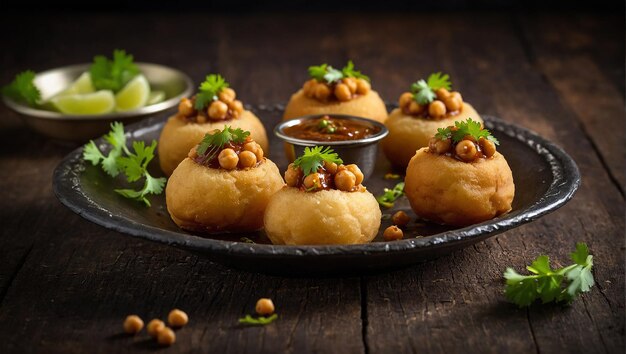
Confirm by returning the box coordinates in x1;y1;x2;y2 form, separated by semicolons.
53;105;580;275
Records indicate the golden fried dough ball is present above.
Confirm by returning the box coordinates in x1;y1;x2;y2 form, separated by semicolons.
404;148;514;227
283;89;387;123
166;158;284;233
382;103;481;168
158;110;268;176
264;187;381;245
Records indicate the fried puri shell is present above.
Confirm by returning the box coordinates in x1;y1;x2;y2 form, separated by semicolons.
404;148;514;227
283;89;388;123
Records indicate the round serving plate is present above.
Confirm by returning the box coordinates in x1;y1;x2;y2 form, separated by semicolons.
52;104;580;276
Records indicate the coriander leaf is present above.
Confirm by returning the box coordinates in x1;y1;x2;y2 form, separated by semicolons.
376;182;405;208
89;49;139;92
2;70;41;106
104;121;126;149
142;173;167;196
527;255;552;275
238;314;278;326
341;60;370;81
195;74;229;110
564;261;594;300
426;72;452;90
323;67;343;84
570;242;590;266
101;149;122;177
451;118;498;145
196;126;250;164
435;127;452;141
411;80;435;104
83;141;105;165
504;268;539;307
308;64;328;81
293;146;343;176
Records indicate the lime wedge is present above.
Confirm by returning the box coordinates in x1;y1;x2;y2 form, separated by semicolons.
57;72;95;97
51;90;115;115
147;90;165;105
115;74;150;112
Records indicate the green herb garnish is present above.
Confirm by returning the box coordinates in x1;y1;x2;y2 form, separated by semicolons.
504;243;595;307
410;72;452;105
83;122;166;207
376;182;405;208
238;314;278;326
293;146;343;176
2;70;41;106
194;74;229;110
308;61;370;84
341;60;370;81
196;125;250;164
434;118;499;145
89;49;140;92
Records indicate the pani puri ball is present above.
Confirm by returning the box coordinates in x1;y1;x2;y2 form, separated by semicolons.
283;89;388;123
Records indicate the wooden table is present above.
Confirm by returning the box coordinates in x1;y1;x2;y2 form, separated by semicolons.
0;12;623;353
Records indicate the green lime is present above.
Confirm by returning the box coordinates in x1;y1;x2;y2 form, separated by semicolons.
115;74;150;111
57;72;95;96
147;90;165;105
51;90;115;115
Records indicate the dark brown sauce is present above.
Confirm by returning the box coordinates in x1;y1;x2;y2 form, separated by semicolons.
284;115;379;141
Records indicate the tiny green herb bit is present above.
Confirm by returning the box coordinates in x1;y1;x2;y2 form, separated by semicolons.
238;314;278;326
435;118;499;145
410;72;452;105
89;49;140;92
307;61;370;84
504;242;595;307
194;74;230;110
376;182;405;208
2;70;41;106
293;146;343;176
82;122;166;207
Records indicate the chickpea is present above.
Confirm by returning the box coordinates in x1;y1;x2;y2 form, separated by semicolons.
398;92;414;108
229;99;244;115
383;225;404;241
334;83;352;102
455;140;478;161
187;146;198;159
208;100;228;120
479;137;497;157
244;142;263;161
428;137;438;152
443;95;462;112
168;309;189;328
178;98;194;117
450;91;463;103
218;148;239;170
345;164;364;185
303;79;317;97
435;88;450;100
356;78;371;95
255;298;275;316
408;101;424;115
435;138;452;154
428;100;447;118
285;164;303;187
157;327;176;346
147;319;166;338
334;170;356;191
314;83;331;101
392;211;411;227
323;161;338;174
238;150;258;168
303;173;322;190
218;87;236;103
196;115;207;124
123;315;144;334
342;77;358;94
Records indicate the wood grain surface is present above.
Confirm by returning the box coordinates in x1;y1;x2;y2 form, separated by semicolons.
0;12;623;354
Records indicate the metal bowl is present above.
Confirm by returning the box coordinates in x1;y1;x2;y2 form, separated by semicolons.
3;63;193;142
274;114;389;179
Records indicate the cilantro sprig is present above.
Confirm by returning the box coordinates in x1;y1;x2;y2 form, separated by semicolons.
83;122;166;207
435;118;499;145
308;61;370;84
293;146;343;176
376;182;405;208
410;72;452;105
504;243;595;307
196;125;250;164
2;71;41;106
194;74;229;110
238;314;278;326
89;49;140;92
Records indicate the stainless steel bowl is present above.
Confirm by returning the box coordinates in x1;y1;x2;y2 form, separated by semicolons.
2;63;193;142
274;114;388;180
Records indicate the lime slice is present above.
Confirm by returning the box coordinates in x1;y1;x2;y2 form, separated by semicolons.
57;72;95;97
115;74;150;111
51;90;115;115
147;90;165;105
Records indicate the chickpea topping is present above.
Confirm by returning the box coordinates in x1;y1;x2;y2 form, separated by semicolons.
435;88;450;100
168;309;189;328
398;92;413;108
314;83;331;101
238;150;258;168
443;95;462;112
342;77;358;94
392;211;411;227
428;100;447;118
187;146;198;159
196;115;207;124
178;98;194;117
244;142;264;161
479;137;497;157
429;137;452;154
285;164;303;187
218;87;236;103
334;170;356;191
334;83;352;102
303;79;317;97
345;164;364;185
157;327;176;346
229;100;244;115
451;91;463;103
147;319;166;338
123;315;144;334
455;140;478;161
383;225;404;241
303;173;323;190
323;161;338;174
356;79;371;95
218;148;239;170
255;298;275;316
208;100;228;120
408;101;424;115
